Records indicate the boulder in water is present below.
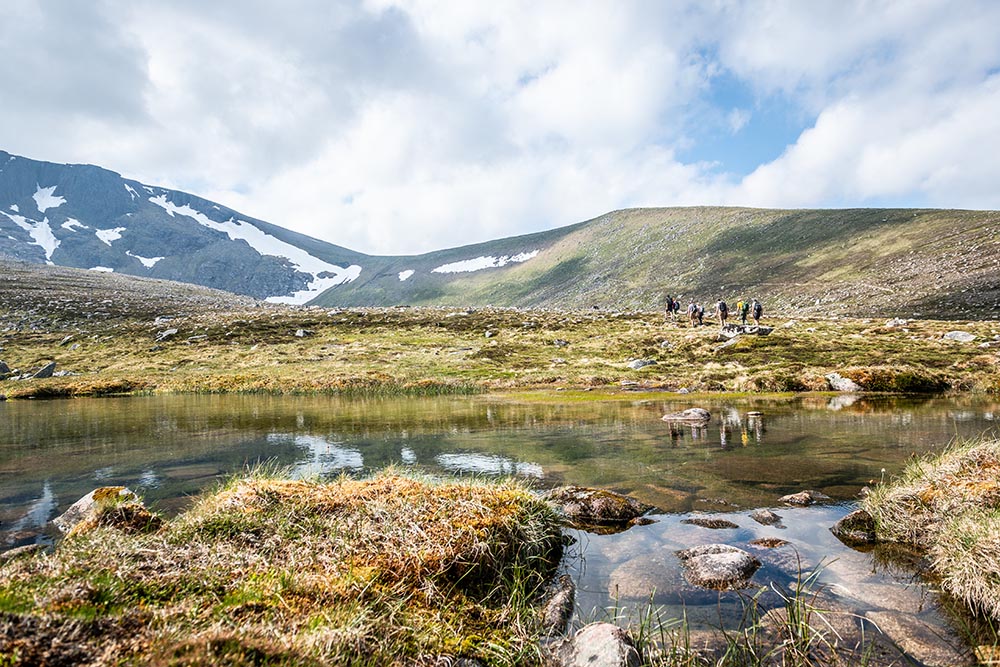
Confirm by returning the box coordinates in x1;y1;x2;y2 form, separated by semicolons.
662;408;711;423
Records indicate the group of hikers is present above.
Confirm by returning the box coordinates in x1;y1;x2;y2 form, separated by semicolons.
663;295;763;328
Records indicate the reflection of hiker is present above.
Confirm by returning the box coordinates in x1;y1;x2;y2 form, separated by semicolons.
686;300;698;326
665;295;676;321
751;299;763;326
739;299;750;325
715;300;729;328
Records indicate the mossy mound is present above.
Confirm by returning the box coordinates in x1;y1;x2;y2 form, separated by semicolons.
0;472;563;666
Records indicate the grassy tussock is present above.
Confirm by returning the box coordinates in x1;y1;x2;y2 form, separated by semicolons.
0;471;563;666
864;437;1000;619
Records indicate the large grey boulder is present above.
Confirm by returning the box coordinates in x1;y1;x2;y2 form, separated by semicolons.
550;623;641;667
943;331;976;343
627;359;656;370
661;408;711;423
31;361;57;379
676;544;760;590
825;372;861;392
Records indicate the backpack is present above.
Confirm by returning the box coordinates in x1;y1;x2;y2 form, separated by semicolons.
753;302;763;318
719;301;728;315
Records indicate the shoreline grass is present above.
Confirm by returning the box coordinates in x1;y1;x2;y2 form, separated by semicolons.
0;469;563;666
864;437;1000;621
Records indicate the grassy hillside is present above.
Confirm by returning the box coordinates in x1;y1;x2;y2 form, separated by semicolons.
313;207;1000;320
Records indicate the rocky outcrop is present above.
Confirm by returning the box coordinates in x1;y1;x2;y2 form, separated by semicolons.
661;408;711;422
52;487;161;536
825;372;861;392
627;359;656;370
545;486;653;532
831;508;877;547
549;623;641;667
943;331;976;343
676;544;761;590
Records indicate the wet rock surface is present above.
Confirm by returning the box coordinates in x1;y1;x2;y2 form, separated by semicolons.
681;517;739;529
750;508;783;526
831;508;877;546
545;486;653;531
865;611;974;667
661;407;711;422
676;544;761;590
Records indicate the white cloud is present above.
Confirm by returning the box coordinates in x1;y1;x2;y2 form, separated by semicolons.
1;1;999;254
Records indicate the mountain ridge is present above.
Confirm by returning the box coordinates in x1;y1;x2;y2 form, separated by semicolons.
1;150;997;319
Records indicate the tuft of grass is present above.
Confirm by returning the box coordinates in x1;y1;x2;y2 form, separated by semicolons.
864;437;1000;620
0;470;563;666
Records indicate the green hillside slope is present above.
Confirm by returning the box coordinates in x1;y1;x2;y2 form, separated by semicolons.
313;207;1000;319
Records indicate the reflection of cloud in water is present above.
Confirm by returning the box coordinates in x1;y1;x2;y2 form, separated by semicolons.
435;453;543;478
137;469;160;488
93;466;114;480
400;447;417;464
268;434;364;477
9;480;56;533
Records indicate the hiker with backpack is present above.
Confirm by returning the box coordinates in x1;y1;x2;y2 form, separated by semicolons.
739;299;750;325
715;300;729;328
665;295;676;322
751;299;763;326
686;300;698;326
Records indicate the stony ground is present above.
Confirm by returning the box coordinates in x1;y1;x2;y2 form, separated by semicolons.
2;259;999;398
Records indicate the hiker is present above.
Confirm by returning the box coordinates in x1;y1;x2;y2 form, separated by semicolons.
715;300;729;328
665;295;676;322
686;300;698;326
697;304;704;325
751;299;763;326
673;300;681;318
739;299;750;325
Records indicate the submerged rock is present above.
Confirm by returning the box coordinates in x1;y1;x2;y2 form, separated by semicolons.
676;544;761;590
550;622;641;667
540;574;575;637
865;611;973;667
750;508;783;526
661;408;711;423
831;508;877;547
681;517;739;530
545;486;653;531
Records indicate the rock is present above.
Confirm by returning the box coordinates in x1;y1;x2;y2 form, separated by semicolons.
153;316;174;325
0;543;45;565
484;330;496;338
885;318;908;328
943;331;976;343
52;487;148;534
540;575;575;637
778;490;830;506
681;517;739;530
676;544;761;590
661;408;711;422
32;361;57;379
627;359;656;370
0;360;10;375
749;537;789;548
58;334;74;346
608;553;719;605
553;339;570;347
865;611;973;666
619;380;639;387
294;329;313;337
677;387;689;394
155;328;178;342
825;372;861;392
830;508;877;546
545;486;653;530
750;508;783;526
550;623;641;667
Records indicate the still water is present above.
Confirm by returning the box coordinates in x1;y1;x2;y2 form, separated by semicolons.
2;392;998;632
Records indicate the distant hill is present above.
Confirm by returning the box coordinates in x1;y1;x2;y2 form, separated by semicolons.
2;151;997;319
313;207;1000;320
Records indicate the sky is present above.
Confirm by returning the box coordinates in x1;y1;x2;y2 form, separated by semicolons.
2;1;1000;255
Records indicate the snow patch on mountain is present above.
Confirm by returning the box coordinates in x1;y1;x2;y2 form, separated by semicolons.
126;251;164;268
33;186;66;214
124;183;139;200
149;194;362;304
398;269;415;281
61;218;88;231
96;227;126;246
9;204;18;212
431;251;539;274
89;266;114;272
1;210;59;263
